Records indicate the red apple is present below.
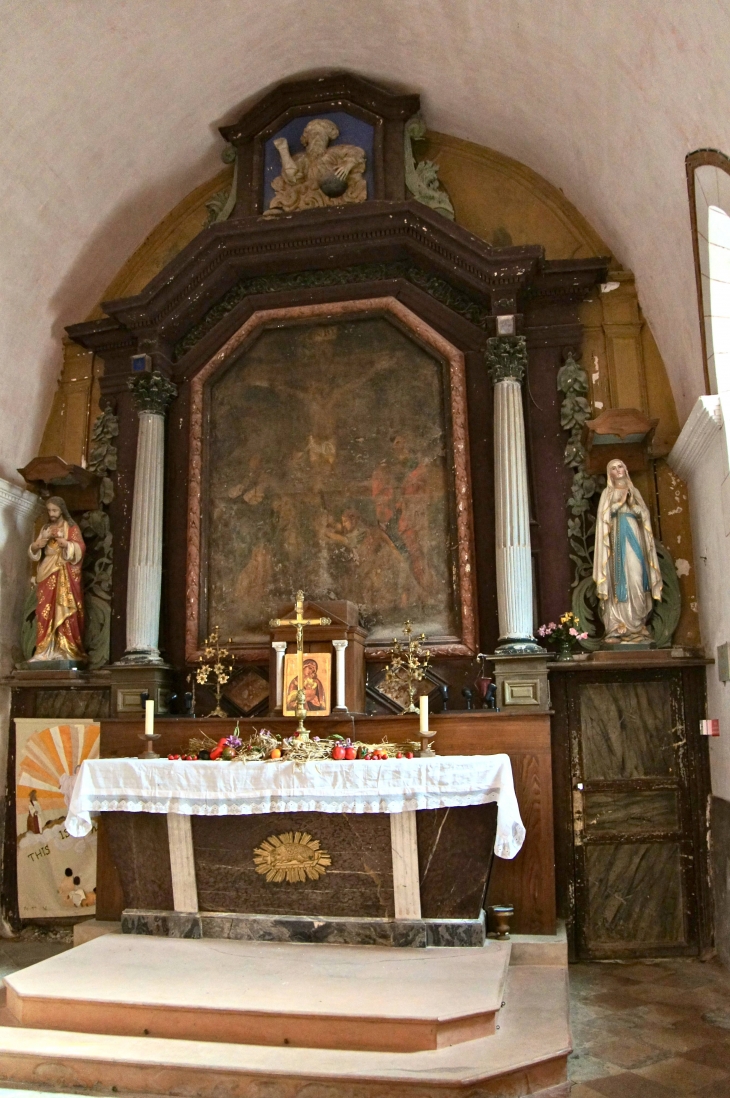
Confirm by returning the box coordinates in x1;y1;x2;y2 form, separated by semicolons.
331;744;346;760
344;746;357;760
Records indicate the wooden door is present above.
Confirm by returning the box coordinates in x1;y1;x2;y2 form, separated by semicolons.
565;668;711;960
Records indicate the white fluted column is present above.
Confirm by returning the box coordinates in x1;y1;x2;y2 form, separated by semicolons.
273;641;287;711
488;335;543;655
332;639;348;713
120;372;177;664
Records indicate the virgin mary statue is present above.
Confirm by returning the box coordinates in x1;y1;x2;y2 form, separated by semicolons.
593;459;663;644
28;496;86;664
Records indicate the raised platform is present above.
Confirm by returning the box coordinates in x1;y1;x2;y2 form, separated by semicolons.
0;933;571;1098
5;934;510;1052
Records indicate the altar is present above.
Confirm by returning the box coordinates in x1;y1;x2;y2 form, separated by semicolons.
67;752;525;947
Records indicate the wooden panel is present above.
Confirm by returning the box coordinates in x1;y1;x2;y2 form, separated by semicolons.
579;681;675;780
563;668;710;961
584;789;679;835
584;842;686;948
486;751;554;934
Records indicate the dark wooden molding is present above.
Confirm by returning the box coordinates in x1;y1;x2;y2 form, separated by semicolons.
65;158;606;675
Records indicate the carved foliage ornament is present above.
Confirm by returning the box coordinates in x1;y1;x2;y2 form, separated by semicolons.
557;353;600;587
173;261;494;361
404;114;455;220
80;406;119;670
128;371;178;415
485;335;527;384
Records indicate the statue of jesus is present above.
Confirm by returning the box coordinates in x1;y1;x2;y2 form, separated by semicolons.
28;496;87;664
593;459;663;644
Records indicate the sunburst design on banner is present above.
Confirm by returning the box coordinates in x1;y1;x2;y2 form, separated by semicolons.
17;723;100;816
253;831;331;883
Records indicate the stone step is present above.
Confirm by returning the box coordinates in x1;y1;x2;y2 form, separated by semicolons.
0;966;570;1098
4;934;511;1053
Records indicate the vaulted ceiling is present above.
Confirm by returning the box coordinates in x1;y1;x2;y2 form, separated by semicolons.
2;0;728;482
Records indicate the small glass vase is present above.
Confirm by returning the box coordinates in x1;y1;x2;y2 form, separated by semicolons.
554;638;574;662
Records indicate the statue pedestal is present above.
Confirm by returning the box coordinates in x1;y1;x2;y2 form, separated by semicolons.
109;664;174;717
488;654;550;713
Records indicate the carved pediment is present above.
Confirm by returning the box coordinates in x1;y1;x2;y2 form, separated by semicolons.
219;72;420;217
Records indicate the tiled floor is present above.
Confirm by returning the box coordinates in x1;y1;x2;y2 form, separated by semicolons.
569;957;730;1097
1;934;730;1097
0;928;72;982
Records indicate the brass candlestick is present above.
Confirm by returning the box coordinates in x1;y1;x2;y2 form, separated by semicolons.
418;728;437;757
138;731;161;760
383;621;431;714
196;627;233;718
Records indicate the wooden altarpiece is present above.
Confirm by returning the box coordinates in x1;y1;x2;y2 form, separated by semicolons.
66;72;607;689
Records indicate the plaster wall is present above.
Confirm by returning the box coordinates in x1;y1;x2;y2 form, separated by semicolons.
1;1;730;485
670;399;730;961
0;479;42;933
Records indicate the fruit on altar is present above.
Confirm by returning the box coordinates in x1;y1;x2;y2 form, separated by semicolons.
270;748;282;759
197;750;211;760
209;737;228;761
221;746;235;760
344;746;357;760
405;751;414;759
331;744;346;760
396;752;403;758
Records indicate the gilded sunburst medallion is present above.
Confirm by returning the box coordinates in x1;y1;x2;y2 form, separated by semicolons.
253;831;331;883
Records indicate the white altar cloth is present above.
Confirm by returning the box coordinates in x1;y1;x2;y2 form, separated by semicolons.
65;754;525;859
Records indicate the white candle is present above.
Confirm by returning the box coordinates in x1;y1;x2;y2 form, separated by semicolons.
145;698;155;738
420;694;429;732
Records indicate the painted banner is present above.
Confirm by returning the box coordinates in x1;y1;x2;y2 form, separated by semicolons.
15;719;100;918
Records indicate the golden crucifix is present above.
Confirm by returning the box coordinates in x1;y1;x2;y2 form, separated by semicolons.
270;591;331;736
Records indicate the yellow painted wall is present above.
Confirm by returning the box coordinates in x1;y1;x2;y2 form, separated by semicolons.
40;137;700;646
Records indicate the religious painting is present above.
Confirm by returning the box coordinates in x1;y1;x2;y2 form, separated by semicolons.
283;653;332;716
188;298;477;661
15;719;99;918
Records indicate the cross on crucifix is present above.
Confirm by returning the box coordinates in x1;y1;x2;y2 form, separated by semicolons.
270;591;331;736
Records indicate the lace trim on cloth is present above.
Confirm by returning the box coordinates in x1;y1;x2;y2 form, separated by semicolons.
65;755;526;859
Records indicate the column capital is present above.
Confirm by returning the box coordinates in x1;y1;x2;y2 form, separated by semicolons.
485;335;527;385
272;640;288;652
128;370;178;415
332;639;349;650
